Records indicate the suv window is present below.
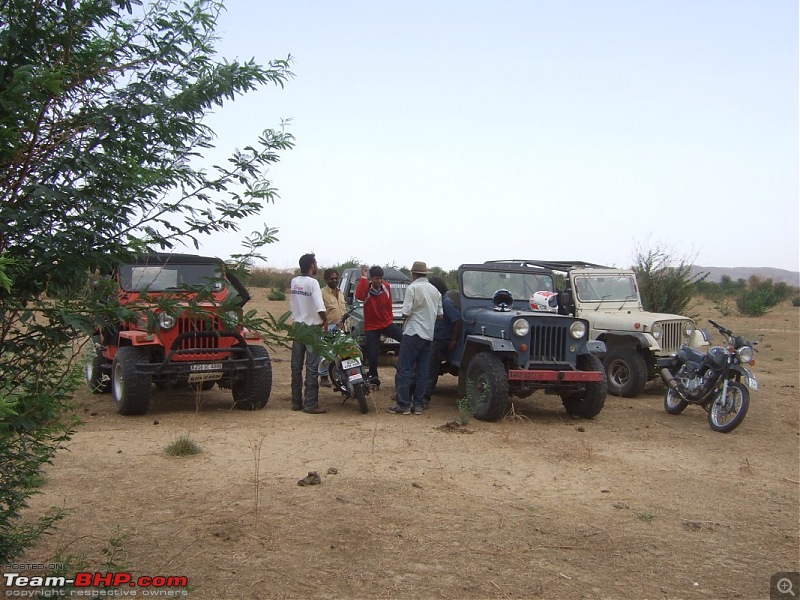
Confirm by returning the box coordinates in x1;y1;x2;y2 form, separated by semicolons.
390;282;409;303
574;274;637;302
120;263;223;292
462;270;554;299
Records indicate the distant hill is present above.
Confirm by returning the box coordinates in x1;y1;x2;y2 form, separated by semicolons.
690;266;800;287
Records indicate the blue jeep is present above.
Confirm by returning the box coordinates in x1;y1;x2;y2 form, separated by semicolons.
441;261;607;422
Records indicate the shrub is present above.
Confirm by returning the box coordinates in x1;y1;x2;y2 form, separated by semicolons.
632;243;705;316
792;296;800;307
735;277;790;317
165;436;202;457
268;288;286;301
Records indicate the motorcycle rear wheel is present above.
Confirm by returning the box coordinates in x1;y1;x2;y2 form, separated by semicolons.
664;387;689;415
707;381;749;433
355;384;369;414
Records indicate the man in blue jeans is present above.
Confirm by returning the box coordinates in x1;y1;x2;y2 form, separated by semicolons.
389;261;442;415
289;253;328;414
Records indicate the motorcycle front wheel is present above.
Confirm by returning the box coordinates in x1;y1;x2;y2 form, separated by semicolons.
664;387;689;415
707;381;750;433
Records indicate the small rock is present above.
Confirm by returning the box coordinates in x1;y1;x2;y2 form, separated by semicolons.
600;489;610;493
412;482;423;489
327;467;338;475
297;471;322;486
153;420;159;425
577;426;586;432
117;450;122;454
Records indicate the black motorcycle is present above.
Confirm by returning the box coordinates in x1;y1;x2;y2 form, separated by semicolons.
324;309;370;414
658;319;758;433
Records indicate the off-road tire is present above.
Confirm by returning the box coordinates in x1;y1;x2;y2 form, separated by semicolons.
112;346;152;416
86;335;111;394
604;348;648;397
232;345;272;410
663;387;689;415
355;384;369;414
466;352;508;422
707;381;750;433
560;353;607;419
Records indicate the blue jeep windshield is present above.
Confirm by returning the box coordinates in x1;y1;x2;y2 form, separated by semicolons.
120;263;223;292
462;270;554;299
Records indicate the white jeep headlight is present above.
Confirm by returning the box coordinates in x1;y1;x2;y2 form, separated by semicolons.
569;321;587;339
224;311;240;327
651;323;663;340
684;322;695;337
158;312;176;330
512;319;529;337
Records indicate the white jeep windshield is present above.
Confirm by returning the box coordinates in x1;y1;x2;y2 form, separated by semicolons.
462;270;554;299
574;274;638;302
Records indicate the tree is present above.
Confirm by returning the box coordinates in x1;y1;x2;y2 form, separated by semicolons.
0;0;294;561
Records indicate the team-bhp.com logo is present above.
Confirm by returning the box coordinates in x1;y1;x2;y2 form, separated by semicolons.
3;572;188;597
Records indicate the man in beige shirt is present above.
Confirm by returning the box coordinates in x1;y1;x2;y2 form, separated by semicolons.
319;268;347;386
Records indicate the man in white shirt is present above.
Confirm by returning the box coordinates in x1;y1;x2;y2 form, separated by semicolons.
389;261;442;415
289;253;328;414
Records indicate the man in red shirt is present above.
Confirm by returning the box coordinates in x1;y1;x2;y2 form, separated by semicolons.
355;264;402;387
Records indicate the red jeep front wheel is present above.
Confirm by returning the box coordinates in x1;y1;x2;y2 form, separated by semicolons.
112;346;152;416
232;345;272;410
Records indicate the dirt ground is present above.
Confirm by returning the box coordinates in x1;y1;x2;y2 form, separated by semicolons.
17;294;800;599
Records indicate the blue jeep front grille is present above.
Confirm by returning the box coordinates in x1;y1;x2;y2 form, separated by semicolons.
529;323;567;362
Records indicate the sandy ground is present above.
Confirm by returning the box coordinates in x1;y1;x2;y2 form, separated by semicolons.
15;295;800;599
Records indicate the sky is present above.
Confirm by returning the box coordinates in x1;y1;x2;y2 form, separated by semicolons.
188;0;799;273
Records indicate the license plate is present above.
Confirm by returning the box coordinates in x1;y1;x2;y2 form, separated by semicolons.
747;376;759;391
188;372;223;383
190;363;223;372
341;357;361;370
348;373;363;383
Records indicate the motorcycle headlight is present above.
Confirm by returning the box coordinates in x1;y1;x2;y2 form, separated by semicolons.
737;346;754;364
683;322;695;337
512;319;529;337
651;323;663;340
569;321;587;340
158;312;176;330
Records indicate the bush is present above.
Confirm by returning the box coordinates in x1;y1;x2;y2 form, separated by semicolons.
792;296;800;307
268;288;286;301
165;436;202;457
735;277;792;317
632;243;705;316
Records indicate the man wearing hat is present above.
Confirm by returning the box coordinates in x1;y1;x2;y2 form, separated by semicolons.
389;261;443;415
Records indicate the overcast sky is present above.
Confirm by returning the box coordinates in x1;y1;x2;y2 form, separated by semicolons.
190;0;799;272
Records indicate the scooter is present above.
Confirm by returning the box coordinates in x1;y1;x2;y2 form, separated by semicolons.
325;309;370;413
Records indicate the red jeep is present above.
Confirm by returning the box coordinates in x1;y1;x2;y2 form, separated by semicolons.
86;253;272;415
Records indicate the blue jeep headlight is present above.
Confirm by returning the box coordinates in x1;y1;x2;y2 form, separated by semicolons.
512;319;529;337
569;321;587;339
